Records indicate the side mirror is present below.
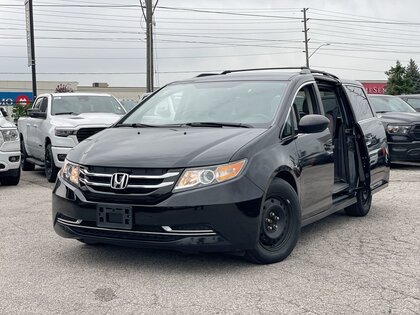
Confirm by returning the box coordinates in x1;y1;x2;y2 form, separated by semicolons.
298;114;330;134
0;107;8;117
28;108;47;119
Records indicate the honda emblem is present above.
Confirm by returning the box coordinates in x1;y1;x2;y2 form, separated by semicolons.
110;173;129;189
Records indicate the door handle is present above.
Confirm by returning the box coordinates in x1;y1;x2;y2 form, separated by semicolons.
33;125;38;128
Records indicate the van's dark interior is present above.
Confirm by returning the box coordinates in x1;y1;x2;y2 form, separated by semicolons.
291;79;359;198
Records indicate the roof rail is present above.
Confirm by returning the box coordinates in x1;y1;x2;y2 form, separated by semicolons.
221;67;309;75
198;67;340;80
309;69;339;80
195;73;220;78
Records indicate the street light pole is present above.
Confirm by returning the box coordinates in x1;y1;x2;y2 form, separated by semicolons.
308;43;330;60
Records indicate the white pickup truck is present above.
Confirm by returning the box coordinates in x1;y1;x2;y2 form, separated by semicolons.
18;93;126;182
0;107;20;186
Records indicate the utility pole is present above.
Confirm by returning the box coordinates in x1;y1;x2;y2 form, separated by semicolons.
25;0;37;100
302;8;310;68
142;0;158;92
145;0;153;92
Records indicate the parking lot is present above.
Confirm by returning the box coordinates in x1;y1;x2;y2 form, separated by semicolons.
0;167;419;314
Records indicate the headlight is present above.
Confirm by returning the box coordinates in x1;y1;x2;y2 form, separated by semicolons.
174;159;247;192
0;129;19;142
55;128;77;137
60;159;80;185
386;125;411;135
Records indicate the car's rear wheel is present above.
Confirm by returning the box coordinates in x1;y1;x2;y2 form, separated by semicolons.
45;144;58;183
21;138;35;171
0;168;21;186
245;179;301;264
345;186;372;217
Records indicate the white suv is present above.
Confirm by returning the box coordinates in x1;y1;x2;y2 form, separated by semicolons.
0;108;20;186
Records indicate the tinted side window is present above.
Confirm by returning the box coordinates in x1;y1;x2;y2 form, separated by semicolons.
32;97;43;110
282;107;297;138
344;85;374;121
40;98;48;113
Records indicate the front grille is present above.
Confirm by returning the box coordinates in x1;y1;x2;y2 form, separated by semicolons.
76;127;106;143
79;166;182;204
412;125;420;140
70;226;183;242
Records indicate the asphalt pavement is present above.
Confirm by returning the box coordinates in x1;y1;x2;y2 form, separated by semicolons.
0;166;419;314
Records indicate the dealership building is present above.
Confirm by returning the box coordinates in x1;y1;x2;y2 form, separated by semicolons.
0;79;387;119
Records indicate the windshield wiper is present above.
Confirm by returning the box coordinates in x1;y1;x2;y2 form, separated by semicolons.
184;122;252;128
375;111;389;113
114;123;158;128
55;112;78;115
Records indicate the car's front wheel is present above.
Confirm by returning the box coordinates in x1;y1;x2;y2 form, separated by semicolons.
45;144;58;183
245;178;301;264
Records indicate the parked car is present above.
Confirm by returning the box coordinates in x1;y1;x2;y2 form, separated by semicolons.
119;100;138;112
398;94;420;112
0;107;20;185
52;68;390;264
18;93;126;182
369;95;420;164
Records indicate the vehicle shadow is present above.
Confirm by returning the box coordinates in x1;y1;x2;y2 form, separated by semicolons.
61;211;351;272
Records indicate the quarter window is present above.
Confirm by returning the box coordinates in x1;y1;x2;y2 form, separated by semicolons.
344;85;374;122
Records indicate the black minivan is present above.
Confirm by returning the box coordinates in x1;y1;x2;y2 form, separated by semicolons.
52;68;389;264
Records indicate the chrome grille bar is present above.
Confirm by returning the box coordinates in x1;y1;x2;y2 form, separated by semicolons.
80;169;179;179
80;178;174;189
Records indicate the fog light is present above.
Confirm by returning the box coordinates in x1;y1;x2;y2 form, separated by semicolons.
58;154;67;162
9;156;20;162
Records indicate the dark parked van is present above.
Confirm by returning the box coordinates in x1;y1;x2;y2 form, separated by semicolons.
52;68;390;264
369;94;420;164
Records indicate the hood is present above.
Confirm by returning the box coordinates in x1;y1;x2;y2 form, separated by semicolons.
0;117;17;129
67;127;266;168
377;112;420;124
51;112;122;128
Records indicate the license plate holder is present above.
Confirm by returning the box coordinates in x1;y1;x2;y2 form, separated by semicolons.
97;205;133;230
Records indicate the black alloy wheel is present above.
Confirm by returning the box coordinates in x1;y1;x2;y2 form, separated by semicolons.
45;144;58;183
345;186;372;217
246;178;301;264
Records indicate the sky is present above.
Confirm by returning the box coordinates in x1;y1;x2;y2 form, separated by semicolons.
1;0;420;89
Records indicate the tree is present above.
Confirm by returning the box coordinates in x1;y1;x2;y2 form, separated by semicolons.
55;84;74;93
404;59;420;94
385;60;411;95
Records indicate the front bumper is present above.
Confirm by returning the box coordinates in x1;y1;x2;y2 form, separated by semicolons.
52;175;265;252
388;141;420;164
0;150;20;172
51;146;72;168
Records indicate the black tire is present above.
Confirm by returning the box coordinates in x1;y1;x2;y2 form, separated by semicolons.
245;179;301;264
21;138;35;171
345;186;372;217
1;168;21;186
45;144;58;183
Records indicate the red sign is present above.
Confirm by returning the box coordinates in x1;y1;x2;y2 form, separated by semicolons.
16;95;31;105
362;82;387;94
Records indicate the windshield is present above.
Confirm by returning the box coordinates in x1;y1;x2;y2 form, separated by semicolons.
51;95;126;115
369;96;417;113
120;81;288;128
